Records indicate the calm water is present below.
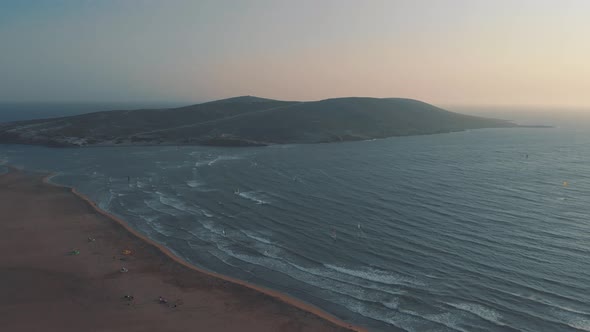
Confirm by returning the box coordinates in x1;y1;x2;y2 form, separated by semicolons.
1;127;589;331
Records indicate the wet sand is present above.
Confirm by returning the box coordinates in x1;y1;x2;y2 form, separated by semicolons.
0;170;364;332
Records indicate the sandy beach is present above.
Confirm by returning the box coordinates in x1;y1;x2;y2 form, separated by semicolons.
0;170;362;332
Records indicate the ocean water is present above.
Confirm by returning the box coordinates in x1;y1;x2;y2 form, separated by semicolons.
1;127;590;331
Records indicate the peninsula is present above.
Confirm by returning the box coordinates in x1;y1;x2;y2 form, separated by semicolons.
0;96;516;147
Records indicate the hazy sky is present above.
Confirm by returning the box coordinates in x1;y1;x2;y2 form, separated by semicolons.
1;0;589;107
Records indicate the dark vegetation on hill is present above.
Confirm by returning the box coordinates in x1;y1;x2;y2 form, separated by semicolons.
0;96;515;147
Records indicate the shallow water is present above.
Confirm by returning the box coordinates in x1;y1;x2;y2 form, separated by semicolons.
1;127;590;331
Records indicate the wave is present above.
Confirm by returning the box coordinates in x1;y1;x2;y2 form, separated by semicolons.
214;231;420;298
136;180;149;188
204;245;242;269
200;220;225;237
422;312;469;332
242;230;273;245
567;319;590;332
156;191;202;215
132;208;177;238
237;191;270;205
337;296;431;332
98;190;115;210
209;155;243;166
195;155;244;167
490;286;590;316
145;219;175;237
382;298;399;310
202;241;437;330
446;302;505;326
200;209;214;218
194;160;209;167
215;246;405;306
143;198;181;217
109;189;125;197
545;305;590;332
186;180;202;188
324;264;424;287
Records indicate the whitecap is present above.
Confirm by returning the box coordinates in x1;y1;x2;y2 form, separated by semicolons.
143;199;179;217
383;298;400;310
564;316;590;331
201;220;225;236
238;191;269;205
550;307;590;331
145;219;175;237
200;209;214;218
338;297;427;331
136;180;149;188
447;302;505;326
422;312;470;332
242;230;273;245
324;264;424;287
156;192;201;215
186;180;202;188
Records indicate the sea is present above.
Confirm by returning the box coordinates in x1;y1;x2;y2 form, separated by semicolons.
1;104;589;331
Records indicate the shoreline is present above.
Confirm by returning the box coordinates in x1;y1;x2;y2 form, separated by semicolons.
0;124;526;149
38;171;366;332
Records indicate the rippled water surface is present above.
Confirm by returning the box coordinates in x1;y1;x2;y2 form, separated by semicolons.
1;127;590;331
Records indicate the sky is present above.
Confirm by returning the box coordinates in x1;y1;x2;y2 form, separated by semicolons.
1;0;589;108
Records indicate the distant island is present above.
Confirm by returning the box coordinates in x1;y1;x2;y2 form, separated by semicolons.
0;96;526;147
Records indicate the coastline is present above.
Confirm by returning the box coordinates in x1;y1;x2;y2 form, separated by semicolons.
0;123;525;149
0;167;365;331
44;174;365;332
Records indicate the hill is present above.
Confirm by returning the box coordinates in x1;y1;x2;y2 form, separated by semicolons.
0;96;515;147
